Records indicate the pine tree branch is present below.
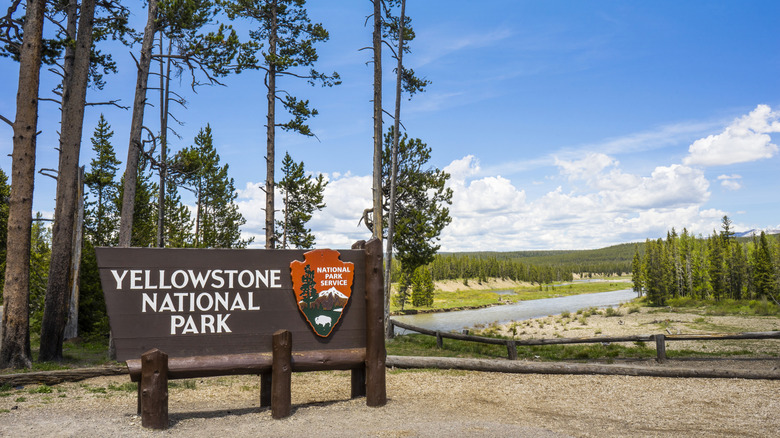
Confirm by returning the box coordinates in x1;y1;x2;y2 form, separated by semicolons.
0;114;12;126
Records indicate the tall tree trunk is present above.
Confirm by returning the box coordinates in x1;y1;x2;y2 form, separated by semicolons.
264;0;278;249
385;0;406;338
40;0;97;362
156;36;172;248
0;0;45;369
64;166;85;340
118;0;158;247
371;0;383;241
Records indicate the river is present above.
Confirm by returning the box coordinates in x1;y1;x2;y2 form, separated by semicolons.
392;289;638;333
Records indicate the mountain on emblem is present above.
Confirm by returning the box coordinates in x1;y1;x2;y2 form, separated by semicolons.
290;249;354;337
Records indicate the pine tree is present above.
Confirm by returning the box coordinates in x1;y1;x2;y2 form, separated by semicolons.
276;152;326;249
392;269;412;311
411;266;434;307
708;233;726;301
300;264;317;307
631;245;643;296
220;0;339;248
163;181;194;248
174;125;250;248
753;232;778;303
84;115;121;247
29;214;52;336
381;128;452;288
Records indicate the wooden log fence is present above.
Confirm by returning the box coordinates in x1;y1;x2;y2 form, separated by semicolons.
389;319;780;363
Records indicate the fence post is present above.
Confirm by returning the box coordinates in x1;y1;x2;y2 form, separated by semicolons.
507;340;517;360
363;238;387;407
271;329;292;419
140;348;168;430
260;372;272;407
351;365;366;398
654;334;667;363
436;331;443;349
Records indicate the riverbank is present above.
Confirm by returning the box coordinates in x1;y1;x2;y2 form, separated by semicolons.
391;278;631;315
479;301;780;357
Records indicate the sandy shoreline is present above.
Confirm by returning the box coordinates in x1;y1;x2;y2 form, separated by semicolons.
480;302;780;357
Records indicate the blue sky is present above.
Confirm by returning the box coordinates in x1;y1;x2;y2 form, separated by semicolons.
1;0;779;251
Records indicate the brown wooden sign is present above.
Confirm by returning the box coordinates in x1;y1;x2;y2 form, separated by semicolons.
96;247;367;362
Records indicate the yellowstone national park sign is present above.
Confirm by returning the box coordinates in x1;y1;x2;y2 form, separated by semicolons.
96;247;367;362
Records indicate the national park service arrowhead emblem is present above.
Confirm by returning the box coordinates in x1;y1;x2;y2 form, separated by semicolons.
290;249;354;337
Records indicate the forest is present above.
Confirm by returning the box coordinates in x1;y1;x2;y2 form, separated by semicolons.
632;217;780;307
0;0;454;368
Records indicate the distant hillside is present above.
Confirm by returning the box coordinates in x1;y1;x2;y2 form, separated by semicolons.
441;229;780;276
443;242;642;276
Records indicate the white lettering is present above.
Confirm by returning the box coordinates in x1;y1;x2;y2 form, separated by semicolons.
159;294;176;312
248;292;260;310
270;270;281;288
171;270;188;288
173;292;188;312
256;270;269;288
224;270;238;288
238;270;254;288
111;270;127;289
200;314;215;333
171;315;185;334
181;315;198;334
142;293;157;312
188;270;210;288
210;270;225;288
144;270;157;289
159;270;171;289
214;292;229;312
130;270;143;289
217;314;231;333
196;293;213;312
230;294;246;311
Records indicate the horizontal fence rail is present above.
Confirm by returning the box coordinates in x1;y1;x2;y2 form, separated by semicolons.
389;319;780;363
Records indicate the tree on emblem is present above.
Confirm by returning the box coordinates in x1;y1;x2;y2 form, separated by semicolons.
301;264;317;308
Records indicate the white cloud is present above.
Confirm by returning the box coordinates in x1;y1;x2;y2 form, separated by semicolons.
236;152;722;252
439;155;717;251
717;174;743;191
684;104;780;166
555;155;710;209
555;152;616;182
237;173;374;249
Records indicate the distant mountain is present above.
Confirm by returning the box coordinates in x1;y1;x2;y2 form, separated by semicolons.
318;287;348;299
734;229;780;238
312;287;349;311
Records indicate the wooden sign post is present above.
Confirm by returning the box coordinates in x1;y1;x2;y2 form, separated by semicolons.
97;239;386;429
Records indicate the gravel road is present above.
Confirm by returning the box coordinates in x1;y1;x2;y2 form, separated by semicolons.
1;365;778;437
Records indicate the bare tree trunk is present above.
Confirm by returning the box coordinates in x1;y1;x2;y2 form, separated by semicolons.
0;0;45;369
118;0;158;247
64;166;84;340
39;0;96;362
384;0;406;339
264;0;278;249
156;36;172;248
371;0;383;242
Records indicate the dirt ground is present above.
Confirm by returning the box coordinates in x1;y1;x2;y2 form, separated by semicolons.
1;367;778;437
1;305;778;437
